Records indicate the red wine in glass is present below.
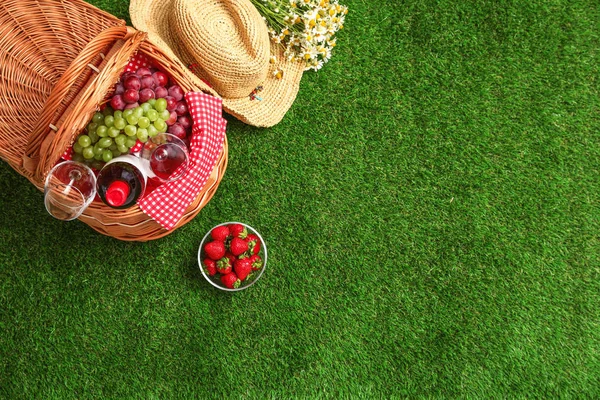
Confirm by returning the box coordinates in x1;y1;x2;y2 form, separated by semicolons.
149;142;187;181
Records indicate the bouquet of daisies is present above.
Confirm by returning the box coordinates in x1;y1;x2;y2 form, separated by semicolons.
251;0;348;71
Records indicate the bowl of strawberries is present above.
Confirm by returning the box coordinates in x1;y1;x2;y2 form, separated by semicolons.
198;222;267;291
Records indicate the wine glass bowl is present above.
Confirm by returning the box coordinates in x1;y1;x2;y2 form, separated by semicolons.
44;161;97;221
139;133;189;183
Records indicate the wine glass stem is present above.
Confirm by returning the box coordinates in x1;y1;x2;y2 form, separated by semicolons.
62;178;75;195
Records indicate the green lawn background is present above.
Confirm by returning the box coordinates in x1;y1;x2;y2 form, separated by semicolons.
1;0;599;397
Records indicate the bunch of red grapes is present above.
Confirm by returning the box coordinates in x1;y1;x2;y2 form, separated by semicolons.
110;66;192;142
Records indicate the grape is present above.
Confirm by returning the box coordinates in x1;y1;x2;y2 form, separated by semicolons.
159;109;171;121
94;152;104;161
73;142;84;154
112;149;122;157
168;85;184;101
137;67;152;77
147;125;158;138
155;98;167;112
140;75;156;90
126;114;139;125
91;160;105;170
117;144;129;154
178;115;192;130
102;150;113;162
124;75;142;91
137;128;149;139
87;122;98;133
114;82;125;95
125;137;137;148
123;109;134;118
102;106;114;117
98;137;113;148
175;101;188;116
110;95;126;111
141;102;152;113
123;89;139;104
92;112;104;124
134;107;144;119
153;119;167;132
88;130;99;144
137;129;149;142
104;115;114;127
166;111;178;126
83;147;95;159
153;71;169;87
154;86;168;98
72;153;85;163
114;110;123;119
139;88;155;103
108;127;120;138
124;102;140;110
165;96;177;111
138;117;150;129
148;98;158;106
124;125;137;137
115;134;127;146
109;143;118;151
78;135;92;147
121;71;138;82
168;122;186;140
93;143;104;155
96;125;108;137
146;109;159;122
114;118;126;130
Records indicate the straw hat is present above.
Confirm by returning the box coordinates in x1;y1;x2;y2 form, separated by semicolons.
130;0;304;127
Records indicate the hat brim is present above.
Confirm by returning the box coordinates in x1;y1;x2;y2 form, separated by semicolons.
130;0;303;128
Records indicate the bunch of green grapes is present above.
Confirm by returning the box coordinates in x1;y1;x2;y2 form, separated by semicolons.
71;98;172;168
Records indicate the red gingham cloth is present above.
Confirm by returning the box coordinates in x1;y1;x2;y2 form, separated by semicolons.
138;91;226;230
126;53;227;230
63;53;227;230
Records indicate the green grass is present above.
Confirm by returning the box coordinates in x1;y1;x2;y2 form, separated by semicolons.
1;0;599;397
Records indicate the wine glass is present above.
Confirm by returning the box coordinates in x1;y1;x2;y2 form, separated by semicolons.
139;133;189;183
44;161;97;221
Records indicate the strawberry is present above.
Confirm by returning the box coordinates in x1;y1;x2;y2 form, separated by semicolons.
229;223;248;239
216;257;233;274
229;237;249;256
203;258;217;276
246;233;261;255
249;254;263;271
225;252;237;264
204;240;226;261
221;272;241;289
234;258;252;281
211;225;230;242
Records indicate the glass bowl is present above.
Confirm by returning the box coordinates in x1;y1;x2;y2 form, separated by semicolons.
198;222;267;291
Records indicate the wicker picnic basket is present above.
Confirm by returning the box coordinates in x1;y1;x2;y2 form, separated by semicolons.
0;0;228;241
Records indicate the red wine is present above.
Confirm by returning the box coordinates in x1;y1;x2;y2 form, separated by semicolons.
149;143;187;181
97;155;147;209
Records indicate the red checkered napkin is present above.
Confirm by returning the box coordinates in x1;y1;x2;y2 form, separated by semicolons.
137;91;227;230
127;53;227;230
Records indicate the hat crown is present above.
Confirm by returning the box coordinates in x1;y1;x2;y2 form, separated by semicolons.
173;0;270;98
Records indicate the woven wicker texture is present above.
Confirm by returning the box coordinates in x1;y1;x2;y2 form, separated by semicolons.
130;0;304;128
0;0;124;180
0;0;228;241
173;0;270;98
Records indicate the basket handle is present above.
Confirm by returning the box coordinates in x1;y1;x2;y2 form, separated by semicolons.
23;25;138;175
